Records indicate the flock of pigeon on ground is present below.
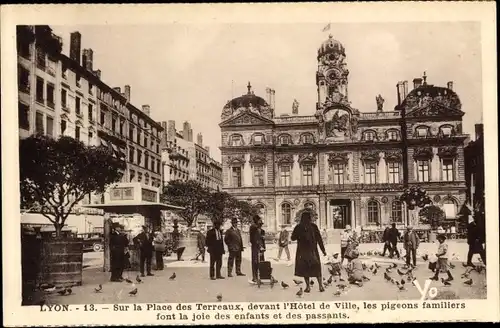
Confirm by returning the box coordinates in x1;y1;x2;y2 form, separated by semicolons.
37;250;485;303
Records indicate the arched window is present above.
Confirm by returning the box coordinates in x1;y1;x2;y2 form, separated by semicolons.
416;126;430;138
391;200;403;223
367;200;380;224
301;133;314;144
363;130;377;141
386;129;399;141
278;134;292;146
230;134;243;146
252;133;265;145
281;203;292;225
439;125;453;137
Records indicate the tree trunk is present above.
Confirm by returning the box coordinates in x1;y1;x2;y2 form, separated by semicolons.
54;221;62;238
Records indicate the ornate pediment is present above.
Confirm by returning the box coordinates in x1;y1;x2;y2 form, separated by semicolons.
327;152;349;165
413;147;433;160
298;153;317;164
360;150;380;162
437;146;458;158
249;153;267;164
406;101;464;118
385;149;402;162
276;154;294;164
226;154;245;165
220;110;274;127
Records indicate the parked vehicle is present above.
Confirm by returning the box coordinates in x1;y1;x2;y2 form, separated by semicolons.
78;232;104;252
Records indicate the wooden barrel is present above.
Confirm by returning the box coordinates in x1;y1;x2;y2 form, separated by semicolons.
40;239;83;288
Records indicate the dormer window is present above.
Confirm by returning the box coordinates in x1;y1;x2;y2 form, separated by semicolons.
364;131;376;141
387;130;399;141
302;133;314;144
253;134;264;145
279;135;292;146
230;135;243;146
440;125;453;137
416;126;429;138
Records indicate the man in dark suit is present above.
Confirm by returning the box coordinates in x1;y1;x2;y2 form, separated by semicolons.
206;220;225;280
465;217;486;267
388;223;401;258
133;225;154;277
110;223;128;282
249;215;265;283
224;217;245;277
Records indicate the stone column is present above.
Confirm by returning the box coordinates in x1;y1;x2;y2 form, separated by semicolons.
350;199;356;230
313;159;320;185
243;153;252;187
378;152;387;183
292;155;301;186
431;148;440;181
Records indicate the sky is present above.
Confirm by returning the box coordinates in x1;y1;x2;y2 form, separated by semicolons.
52;22;482;161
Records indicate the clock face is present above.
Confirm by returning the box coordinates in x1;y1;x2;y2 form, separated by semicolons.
326;70;338;82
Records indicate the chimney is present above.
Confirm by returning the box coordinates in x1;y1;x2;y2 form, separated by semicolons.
167;120;176;142
403;81;408;98
396;82;403;106
270;89;276;110
197;133;203;146
265;87;272;106
124;85;131;102
413;78;423;90
183;121;190;140
142;105;151;116
82;49;93;71
447;81;454;91
70;32;82;64
204;146;210;154
93;69;101;79
188;129;193;142
113;87;121;94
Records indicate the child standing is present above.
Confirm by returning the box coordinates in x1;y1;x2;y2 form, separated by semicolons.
328;253;343;280
430;234;453;282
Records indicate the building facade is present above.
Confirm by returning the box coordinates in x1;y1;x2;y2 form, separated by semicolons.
219;35;468;232
464;124;484;220
161;120;222;190
17;25;164;208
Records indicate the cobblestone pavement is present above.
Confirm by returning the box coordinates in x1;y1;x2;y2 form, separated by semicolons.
45;241;486;305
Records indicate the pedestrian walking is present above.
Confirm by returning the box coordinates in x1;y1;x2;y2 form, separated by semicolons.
110;223;128;282
133;225;154;277
340;225;355;265
224;217;245;277
291;211;327;293
464;216;486;267
403;226;419;267
381;225;392;256
388;223;401;258
249;215;265;283
153;229;165;270
276;225;291;262
193;226;206;262
430;234;454;282
206;220;225;280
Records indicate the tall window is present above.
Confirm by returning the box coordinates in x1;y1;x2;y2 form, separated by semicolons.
46;116;54;136
100;111;106;126
387;162;400;183
88;104;93;121
280;165;291;186
231;135;243;146
364;162;377;184
36;48;46;68
387;130;398;141
88;131;93;145
367;200;379;224
253;165;265;187
417;160;430;182
443;199;457;219
112;116;116;132
145;153;149;169
231;166;242;187
75;97;81;115
75;126;81;141
129;147;135;163
18;102;30;130
35;112;44;134
61;89;67;108
36;76;44;103
137;150;142;166
442;159;454;181
281;203;292;225
279;135;291;145
76;74;81;87
302;164;313;186
253;134;263;145
302;134;313;144
391;200;403;223
332;163;344;185
129;125;134;140
61;119;67;135
18;66;30;93
137;130;141;144
88;83;93;95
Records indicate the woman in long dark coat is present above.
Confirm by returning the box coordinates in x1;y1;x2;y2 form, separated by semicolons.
291;211;327;293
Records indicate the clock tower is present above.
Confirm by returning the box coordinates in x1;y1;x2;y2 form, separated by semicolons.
316;35;349;110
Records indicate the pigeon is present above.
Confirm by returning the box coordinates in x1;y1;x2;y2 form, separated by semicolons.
333;253;339;258
475;266;484;274
56;289;67;296
391;263;398;269
125;278;133;284
449;263;456;269
333;290;342;296
441;278;451;286
374;263;381;269
328;268;335;276
422;254;429;261
310;280;315;286
216;293;223;302
385;268;392;273
337;284;347;290
400;279;406;285
129;288;138;296
296;287;303;297
94;284;103;293
362;263;367;271
281;281;289;289
398;285;406;291
369;264;374;271
136;275;142;283
372;268;378;275
384;272;391;281
326;276;333;285
339;278;345;282
293;279;303;285
463;279;473;286
362;275;370;282
169;273;176;280
270;279;275;288
397;269;406;276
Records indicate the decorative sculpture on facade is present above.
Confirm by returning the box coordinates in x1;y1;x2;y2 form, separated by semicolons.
385;149;403;162
292;99;300;114
360;150;380;162
226;154;245;165
298;153;317;164
437;146;458;158
376;94;385;112
413;147;433;159
276;154;294;164
325;110;350;137
249;153;267;164
327;152;349;165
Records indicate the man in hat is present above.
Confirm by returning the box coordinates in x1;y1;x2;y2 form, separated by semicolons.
133;225;154;277
403;226;419;267
206;220;225;280
249;215;265;282
110;223;128;282
276;224;291;262
224;217;245;277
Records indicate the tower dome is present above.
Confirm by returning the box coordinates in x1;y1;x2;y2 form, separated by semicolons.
220;82;274;121
317;34;345;60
